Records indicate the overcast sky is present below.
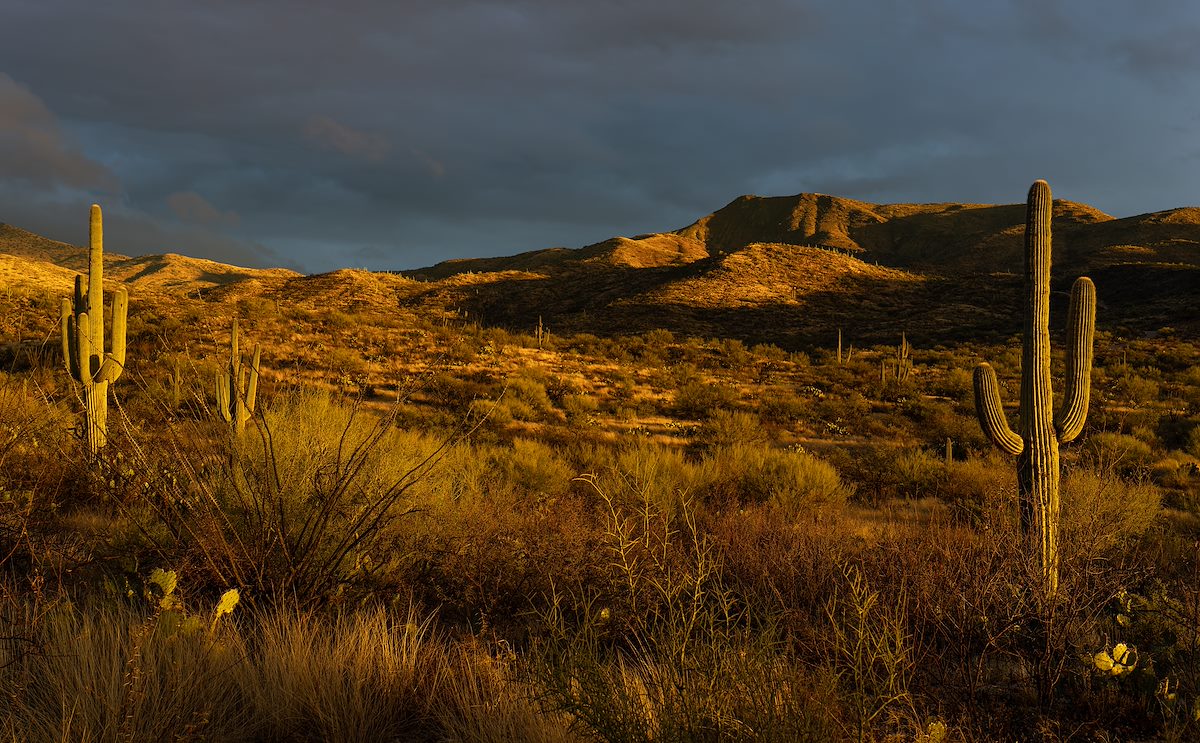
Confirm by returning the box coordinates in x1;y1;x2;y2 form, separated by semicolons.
2;1;1198;273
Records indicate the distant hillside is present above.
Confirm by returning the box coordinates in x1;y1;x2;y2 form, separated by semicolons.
4;187;1200;347
400;191;1199;343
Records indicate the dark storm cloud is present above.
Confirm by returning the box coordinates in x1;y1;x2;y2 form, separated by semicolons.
0;73;117;192
166;191;241;227
303;117;392;163
2;1;1199;272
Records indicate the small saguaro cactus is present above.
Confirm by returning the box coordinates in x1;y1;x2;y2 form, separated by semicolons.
215;319;261;434
896;333;912;382
973;180;1096;597
61;204;128;454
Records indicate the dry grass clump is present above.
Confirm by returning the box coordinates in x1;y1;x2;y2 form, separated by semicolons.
0;593;591;743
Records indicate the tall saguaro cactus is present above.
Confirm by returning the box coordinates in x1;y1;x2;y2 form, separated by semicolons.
973;180;1096;597
215;319;260;434
61;204;128;455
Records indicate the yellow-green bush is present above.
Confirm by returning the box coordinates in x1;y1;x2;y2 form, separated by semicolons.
707;444;852;513
1060;467;1162;551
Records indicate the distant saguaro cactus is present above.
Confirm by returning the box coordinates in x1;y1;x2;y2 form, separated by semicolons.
215;319;261;434
61;204;128;454
896;333;912;382
973;180;1096;597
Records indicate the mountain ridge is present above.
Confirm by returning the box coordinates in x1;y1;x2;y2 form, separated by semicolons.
3;190;1199;345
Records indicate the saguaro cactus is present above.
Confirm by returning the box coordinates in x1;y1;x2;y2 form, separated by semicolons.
61;204;128;454
215;319;261;434
973;180;1096;597
896;333;912;382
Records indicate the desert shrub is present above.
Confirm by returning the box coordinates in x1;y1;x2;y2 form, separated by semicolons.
530;489;843;742
845;446;948;506
505;371;557;421
402;490;603;629
1084;432;1157;478
326;346;367;378
940;455;1018;524
929;367;974;404
145;391;452;602
0;377;74;509
543;374;582;405
491;438;575;500
561;393;599;423
891;448;946;499
751;342;789;362
425;372;493;410
815;391;871;434
1112;372;1161;406
531;633;840;743
1188;425;1200;459
697;410;767;449
643;328;675;347
469;397;514;428
322;309;357;330
606;440;701;515
758;390;809;424
716;338;753;371
671;380;737;419
705;444;852;513
1060;468;1162;552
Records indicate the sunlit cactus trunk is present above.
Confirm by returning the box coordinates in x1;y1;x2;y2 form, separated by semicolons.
972;180;1096;598
215;318;261;435
60;205;128;455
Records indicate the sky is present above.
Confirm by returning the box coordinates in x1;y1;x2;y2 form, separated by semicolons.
2;0;1199;274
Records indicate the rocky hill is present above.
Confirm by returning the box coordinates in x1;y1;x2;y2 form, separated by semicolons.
3;189;1199;349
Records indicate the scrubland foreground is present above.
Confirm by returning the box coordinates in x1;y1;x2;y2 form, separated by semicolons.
1;321;1198;742
1;194;1199;742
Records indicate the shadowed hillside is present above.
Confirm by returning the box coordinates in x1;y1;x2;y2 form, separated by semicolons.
396;192;1199;344
4;189;1199;351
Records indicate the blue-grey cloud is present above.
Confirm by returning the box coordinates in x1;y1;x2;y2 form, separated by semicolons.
0;73;117;192
2;1;1199;272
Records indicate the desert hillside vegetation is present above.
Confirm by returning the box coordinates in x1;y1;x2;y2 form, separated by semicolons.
0;190;1199;741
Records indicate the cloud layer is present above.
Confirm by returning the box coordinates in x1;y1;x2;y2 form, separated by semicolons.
2;1;1199;272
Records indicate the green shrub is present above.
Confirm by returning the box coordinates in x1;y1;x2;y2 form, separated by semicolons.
759;390;809;424
672;380;737;419
940;455;1017;525
606;440;701;515
706;444;851;513
1084;432;1157;478
892;448;946;499
1060;467;1162;551
1187;426;1200;460
698;410;767;449
491;438;575;500
561;394;600;423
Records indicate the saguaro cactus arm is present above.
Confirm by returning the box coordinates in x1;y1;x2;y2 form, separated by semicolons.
96;289;128;383
1055;276;1096;443
60;299;79;379
245;345;261;416
216;371;232;423
973;362;1024;456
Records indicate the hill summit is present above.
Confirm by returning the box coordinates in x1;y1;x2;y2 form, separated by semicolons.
3;189;1199;345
